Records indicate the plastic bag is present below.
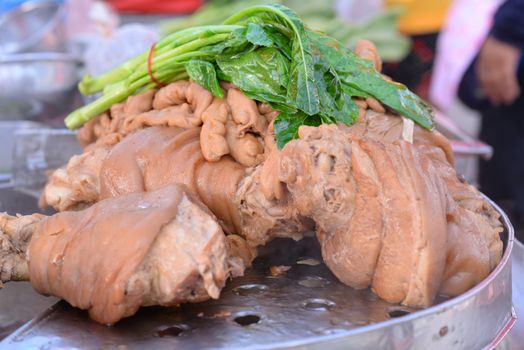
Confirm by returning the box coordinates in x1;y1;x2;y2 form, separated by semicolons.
83;24;159;77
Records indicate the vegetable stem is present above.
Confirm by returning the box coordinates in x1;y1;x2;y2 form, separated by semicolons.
79;27;239;95
65;84;132;129
128;34;230;82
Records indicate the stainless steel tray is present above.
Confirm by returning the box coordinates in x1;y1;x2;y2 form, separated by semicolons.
503;239;524;349
0;188;516;350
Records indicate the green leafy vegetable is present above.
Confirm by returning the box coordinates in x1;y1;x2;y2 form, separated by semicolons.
245;23;274;47
256;24;292;59
274;112;321;149
217;47;289;105
186;60;224;97
308;30;433;129
224;4;320;115
67;4;433;149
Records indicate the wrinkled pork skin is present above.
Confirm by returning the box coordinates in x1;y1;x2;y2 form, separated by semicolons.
28;184;249;325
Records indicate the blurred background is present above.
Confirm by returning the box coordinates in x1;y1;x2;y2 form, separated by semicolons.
0;0;522;240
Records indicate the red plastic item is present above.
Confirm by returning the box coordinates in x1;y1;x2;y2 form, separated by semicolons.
107;0;203;14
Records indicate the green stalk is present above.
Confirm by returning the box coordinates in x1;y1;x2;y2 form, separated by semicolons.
161;25;242;49
129;66;186;90
127;35;229;83
223;4;295;28
141;71;189;91
77;29;188;95
68;37;227;129
148;33;231;71
65;84;133;129
79;52;147;95
126;51;215;86
79;26;239;95
67;67;189;129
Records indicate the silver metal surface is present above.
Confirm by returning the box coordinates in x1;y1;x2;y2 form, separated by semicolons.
0;282;57;340
0;121;42;180
0;52;81;120
10;128;81;193
435;110;492;159
0;196;515;349
0;184;53;216
0;0;66;54
501;239;524;349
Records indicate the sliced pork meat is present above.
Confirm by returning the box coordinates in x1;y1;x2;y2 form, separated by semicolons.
367;140;447;306
226;234;257;277
414;137;503;296
442;205;496;296
348;110;503;298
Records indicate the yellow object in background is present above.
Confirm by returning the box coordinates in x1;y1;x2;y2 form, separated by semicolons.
386;0;453;35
